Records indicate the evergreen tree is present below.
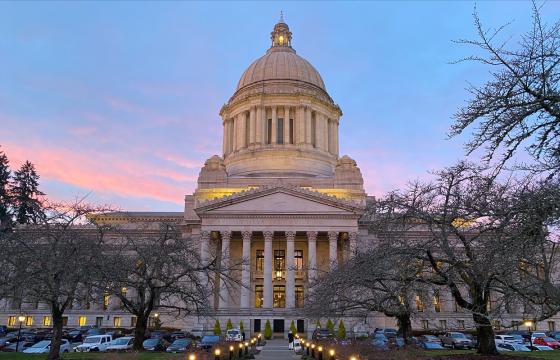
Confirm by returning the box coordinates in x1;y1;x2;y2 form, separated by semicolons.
12;161;44;224
0;147;12;231
264;320;272;339
326;319;335;334
213;319;222;336
289;320;297;335
239;320;244;333
316;319;322;329
337;320;346;339
226;318;233;330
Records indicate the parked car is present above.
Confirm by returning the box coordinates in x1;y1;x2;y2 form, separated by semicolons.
65;330;83;343
528;344;554;351
2;341;34;352
548;331;560;341
226;328;243;342
422;342;444;350
371;333;388;349
106;336;134;352
533;336;560;349
170;332;187;340
505;333;526;344
495;335;521;345
142;338;167;351
199;335;220;350
74;335;113;352
293;339;302;354
312;328;334;340
497;343;531;352
374;328;398;338
24;340;71;354
441;332;474;349
166;338;192;353
420;335;441;344
531;332;547;341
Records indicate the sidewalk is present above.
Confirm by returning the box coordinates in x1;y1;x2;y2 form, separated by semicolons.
256;338;298;360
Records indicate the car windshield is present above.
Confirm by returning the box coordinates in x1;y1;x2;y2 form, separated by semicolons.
543;337;556;342
84;337;101;343
172;339;189;346
143;339;159;346
31;340;50;348
113;338;132;345
68;331;80;336
424;342;443;349
202;336;219;343
228;330;239;335
503;336;515;340
452;333;466;338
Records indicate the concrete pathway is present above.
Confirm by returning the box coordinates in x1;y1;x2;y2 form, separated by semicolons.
256;338;298;360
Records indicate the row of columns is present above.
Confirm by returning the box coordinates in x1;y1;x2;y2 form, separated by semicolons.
200;230;358;310
223;105;339;156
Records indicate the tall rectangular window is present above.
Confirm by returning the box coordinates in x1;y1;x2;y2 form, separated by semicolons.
458;320;465;330
421;320;429;330
131;316;137;328
273;285;285;308
113;316;122;327
295;250;304;271
103;293;110;311
79;316;87;327
255;285;263;308
62;317;68;326
256;250;264;272
416;292;425;312
277;118;284;144
289;118;294;144
96;316;103;327
267;119;272;144
43;316;52;327
549;321;556;332
7;316;16;327
295;286;304;308
433;290;441;313
274;250;285;279
25;316;33;326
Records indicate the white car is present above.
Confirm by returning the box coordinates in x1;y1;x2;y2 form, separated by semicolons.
24;339;71;354
75;335;113;352
292;339;302;354
225;328;243;342
106;336;134;351
495;335;520;344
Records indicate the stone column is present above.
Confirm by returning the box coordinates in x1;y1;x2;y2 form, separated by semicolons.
239;112;247;149
297;105;305;145
271;106;277;145
328;119;334;154
322;115;329;152
307;231;317;280
285;231;296;309
256;106;263;145
284;107;291;145
349;232;358;258
240;231;252;309
305;107;312;146
334;120;339;156
219;231;231;309
232;117;238;152
315;113;325;151
222;120;228;156
200;231;212;308
263;231;273;309
249;106;256;145
328;231;338;270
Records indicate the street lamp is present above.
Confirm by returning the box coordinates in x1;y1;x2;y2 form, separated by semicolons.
244;341;249;356
311;343;316;358
214;348;221;360
524;321;534;349
15;315;25;352
318;346;323;360
229;345;234;360
328;348;335;360
238;342;243;358
188;354;196;360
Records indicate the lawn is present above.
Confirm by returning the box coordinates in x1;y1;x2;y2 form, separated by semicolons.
424;350;560;359
0;354;185;360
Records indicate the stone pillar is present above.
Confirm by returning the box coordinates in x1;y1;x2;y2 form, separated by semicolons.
305;107;312;146
284;107;291;145
271;106;277;145
200;231;212;308
307;231;317;280
231;117;237;152
285;231;296;309
334;120;339;156
249;106;256;145
349;232;358;258
315;113;325;151
240;231;252;309
322;115;329;152
328;231;338;270
328;119;334;154
239;112;247;149
263;231;273;309
222;120;227;156
256;106;263;145
219;231;231;309
297;105;305;145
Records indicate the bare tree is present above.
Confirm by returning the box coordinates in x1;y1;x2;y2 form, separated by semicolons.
450;2;560;175
0;200;111;360
96;221;242;351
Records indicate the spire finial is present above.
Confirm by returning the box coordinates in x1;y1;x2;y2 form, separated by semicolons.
279;10;284;23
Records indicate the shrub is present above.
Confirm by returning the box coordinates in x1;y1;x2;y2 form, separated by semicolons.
316;320;322;329
239;320;244;333
226;319;233;330
326;319;335;334
264;320;272;339
337;320;346;339
290;320;297;335
214;319;222;336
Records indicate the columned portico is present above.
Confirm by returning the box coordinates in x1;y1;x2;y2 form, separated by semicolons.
219;230;231;309
263;231;273;309
240;231;252;308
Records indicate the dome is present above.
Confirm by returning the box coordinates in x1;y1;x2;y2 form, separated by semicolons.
235;18;326;92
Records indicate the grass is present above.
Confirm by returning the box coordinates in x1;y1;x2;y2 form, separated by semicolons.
424;349;560;359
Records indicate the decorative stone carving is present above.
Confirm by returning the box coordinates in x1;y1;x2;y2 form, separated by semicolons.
198;155;227;186
334;155;364;188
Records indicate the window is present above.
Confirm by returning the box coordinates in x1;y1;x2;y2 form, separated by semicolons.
289;119;294;144
453;299;458;312
511;320;520;331
131;316;137;328
273;285;285;308
439;320;447;330
416;293;425;312
96;316;103;327
43;316;52;327
274;250;285;280
433;290;441;312
267;119;272;144
62;317;68;326
277;118;284;144
421;320;429;330
7;316;16;327
492;320;501;330
25;316;33;326
114;316;122;327
103;293;110;311
255;285;263;308
549;321;556;332
256;250;264;272
79;316;87;327
295;250;304;271
457;320;465;330
295;286;304;308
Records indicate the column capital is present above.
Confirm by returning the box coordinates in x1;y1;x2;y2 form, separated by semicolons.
241;231;252;241
328;231;339;240
201;230;211;240
220;230;232;241
285;231;296;242
306;231;318;241
263;231;274;241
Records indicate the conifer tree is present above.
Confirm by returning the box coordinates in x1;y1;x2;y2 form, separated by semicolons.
289;320;297;335
337;320;346;339
326;319;335;334
12;161;44;224
239;320;244;333
213;319;222;336
226;318;233;330
0;147;12;231
264;320;272;339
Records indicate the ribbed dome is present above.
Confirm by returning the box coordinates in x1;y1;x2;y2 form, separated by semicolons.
236;48;326;91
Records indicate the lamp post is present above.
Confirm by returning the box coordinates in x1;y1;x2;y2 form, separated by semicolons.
328;348;335;360
15;315;25;353
318;346;323;360
188;354;196;360
311;343;315;358
214;348;221;360
524;321;534;349
238;342;243;358
229;345;234;360
306;342;310;356
244;341;249;356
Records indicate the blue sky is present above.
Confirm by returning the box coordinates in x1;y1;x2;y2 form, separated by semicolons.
0;1;558;211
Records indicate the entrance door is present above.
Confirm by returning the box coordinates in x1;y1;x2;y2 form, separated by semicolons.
297;319;305;333
254;319;261;333
273;319;284;333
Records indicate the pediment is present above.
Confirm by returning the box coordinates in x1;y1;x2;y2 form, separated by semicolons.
195;185;364;217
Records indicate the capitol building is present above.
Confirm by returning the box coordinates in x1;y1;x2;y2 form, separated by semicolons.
2;17;555;338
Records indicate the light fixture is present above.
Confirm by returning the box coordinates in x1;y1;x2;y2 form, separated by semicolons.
524;320;533;327
18;315;25;322
229;345;234;352
214;349;221;356
318;346;323;352
154;313;159;318
188;354;196;360
329;349;335;356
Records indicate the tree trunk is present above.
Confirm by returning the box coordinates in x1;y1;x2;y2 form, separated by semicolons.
396;313;412;344
133;314;148;351
473;313;498;355
47;308;64;360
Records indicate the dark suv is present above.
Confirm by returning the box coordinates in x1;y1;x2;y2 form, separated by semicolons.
312;328;334;341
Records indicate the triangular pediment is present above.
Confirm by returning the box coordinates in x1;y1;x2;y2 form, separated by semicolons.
195;185;364;216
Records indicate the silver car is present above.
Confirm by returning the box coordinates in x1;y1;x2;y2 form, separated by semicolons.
441;332;474;349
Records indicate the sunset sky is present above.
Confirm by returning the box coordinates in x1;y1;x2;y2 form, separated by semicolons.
1;1;558;211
